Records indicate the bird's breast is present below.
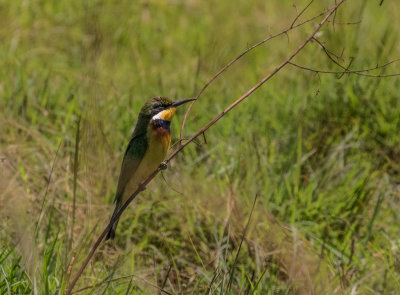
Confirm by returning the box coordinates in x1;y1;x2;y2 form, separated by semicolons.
148;120;171;161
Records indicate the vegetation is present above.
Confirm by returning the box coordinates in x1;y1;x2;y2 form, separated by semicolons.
1;0;400;294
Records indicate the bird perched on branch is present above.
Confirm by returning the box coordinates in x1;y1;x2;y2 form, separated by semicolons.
106;96;194;240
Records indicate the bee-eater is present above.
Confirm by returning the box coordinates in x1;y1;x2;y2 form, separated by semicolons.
106;96;194;240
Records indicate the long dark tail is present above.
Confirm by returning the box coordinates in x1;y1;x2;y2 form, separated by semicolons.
105;205;120;240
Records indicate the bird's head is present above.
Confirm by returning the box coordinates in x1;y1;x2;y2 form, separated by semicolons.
141;96;195;122
132;96;195;137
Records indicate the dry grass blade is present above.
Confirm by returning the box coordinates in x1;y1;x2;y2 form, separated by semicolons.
225;194;258;294
72;273;173;295
34;139;63;238
69;116;81;253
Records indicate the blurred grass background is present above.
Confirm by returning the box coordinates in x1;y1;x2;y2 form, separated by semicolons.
1;0;400;294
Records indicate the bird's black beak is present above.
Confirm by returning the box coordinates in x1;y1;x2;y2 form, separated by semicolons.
171;98;196;107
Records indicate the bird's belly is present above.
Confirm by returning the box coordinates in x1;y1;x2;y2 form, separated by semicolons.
122;128;170;201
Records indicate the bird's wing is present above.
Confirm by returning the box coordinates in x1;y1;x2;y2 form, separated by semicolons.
114;132;148;205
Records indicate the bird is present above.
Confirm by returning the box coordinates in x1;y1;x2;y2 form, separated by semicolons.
106;96;195;240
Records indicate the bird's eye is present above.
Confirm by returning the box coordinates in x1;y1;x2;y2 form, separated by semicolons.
153;103;161;109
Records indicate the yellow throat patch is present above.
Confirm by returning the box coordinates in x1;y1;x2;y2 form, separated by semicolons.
159;108;176;120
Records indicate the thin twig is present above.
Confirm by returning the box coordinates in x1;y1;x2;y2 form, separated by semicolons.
66;1;347;293
288;61;400;77
313;38;400;77
160;171;184;196
291;0;314;28
313;37;345;62
327;19;361;25
338;57;354;79
333;0;338;31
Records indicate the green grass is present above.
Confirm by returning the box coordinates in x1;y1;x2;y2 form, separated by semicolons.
1;0;400;294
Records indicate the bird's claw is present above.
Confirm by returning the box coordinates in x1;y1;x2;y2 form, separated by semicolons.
160;161;168;170
138;184;146;191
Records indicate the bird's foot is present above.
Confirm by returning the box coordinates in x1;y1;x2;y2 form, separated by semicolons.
160;161;168;170
138;183;146;191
